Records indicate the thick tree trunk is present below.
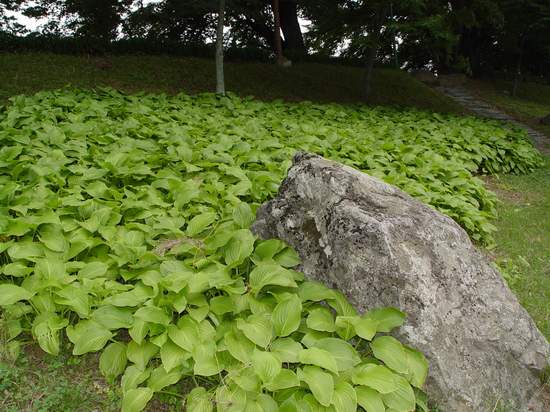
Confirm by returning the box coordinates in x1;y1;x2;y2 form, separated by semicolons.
272;0;285;64
279;0;306;57
215;0;225;95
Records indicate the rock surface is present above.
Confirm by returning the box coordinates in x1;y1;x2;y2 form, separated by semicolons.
252;152;550;411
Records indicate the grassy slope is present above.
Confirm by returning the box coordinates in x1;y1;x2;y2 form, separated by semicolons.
0;53;547;411
0;53;463;112
486;157;550;338
463;78;550;138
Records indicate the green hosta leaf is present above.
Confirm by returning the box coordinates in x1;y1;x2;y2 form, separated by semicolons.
365;308;406;333
403;346;429;388
298;280;335;302
38;223;67;252
168;318;200;352
356;386;385;412
230;367;261;392
129;319;149;345
327;291;357;317
78;261;109;279
233;202;255;228
147;366;183;392
299;347;339;375
334;316;357;340
224;329;256;363
306;307;336;332
100;342;127;380
264;368;301;391
298;365;334;407
270;337;303;363
370;336;409;374
273;247;301;267
134;306;171;326
54;284;90;318
236;314;273;348
253;239;285;261
160;340;190;372
3;262;33;277
193;342;222;376
313;338;361;372
272;294;302;337
66;320;112;355
121;365;151;392
331;381;357;412
381;375;416;411
352;364;398;394
186;212;217;236
0;284;34;306
251;349;282;384
223;229;256;266
31;312;68;355
354;317;378;340
186;387;213;412
91;305;134;329
121;387;153;412
249;263;298;295
127;340;159;370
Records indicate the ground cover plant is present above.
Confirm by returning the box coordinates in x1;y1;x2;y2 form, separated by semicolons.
0;88;542;411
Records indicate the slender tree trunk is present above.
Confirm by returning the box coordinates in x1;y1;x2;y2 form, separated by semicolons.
215;0;226;95
363;46;377;99
512;36;525;97
279;0;306;57
272;0;285;64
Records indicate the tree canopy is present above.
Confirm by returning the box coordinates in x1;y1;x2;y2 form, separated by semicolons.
1;0;549;81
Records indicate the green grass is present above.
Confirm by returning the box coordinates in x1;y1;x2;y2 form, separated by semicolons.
487;156;550;338
0;52;463;112
464;78;550;140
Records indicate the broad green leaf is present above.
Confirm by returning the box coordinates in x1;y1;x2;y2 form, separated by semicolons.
370;336;409;374
236;314;273;348
168;318;199;352
352;364;398;394
264;369;301;391
224;329;256;363
403;346;429;388
381;375;416;411
121;387;153;412
251;349;282;383
186;387;213;412
233;202;255;228
147;365;183;392
38;224;67;252
271;337;303;363
299;347;339;374
364;308;406;333
31;312;68;355
356;386;385;412
91;305;134;329
66;320;112;355
272;294;302;337
127;340;159;370
0;284;33;306
186;212;217;236
331;381;357;412
354;317;378;341
223;229;255;266
298;365;334;407
78;261;109;279
313;338;361;372
100;342;128;380
249;263;298;295
298;280;335;302
121;365;151;392
160;340;190;372
134;306;171;326
306;307;336;332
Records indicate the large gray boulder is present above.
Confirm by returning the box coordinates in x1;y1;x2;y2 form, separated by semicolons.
252;152;550;411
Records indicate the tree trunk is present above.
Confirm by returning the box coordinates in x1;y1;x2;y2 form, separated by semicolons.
363;46;377;99
215;0;225;95
279;0;306;57
272;0;285;65
512;36;525;97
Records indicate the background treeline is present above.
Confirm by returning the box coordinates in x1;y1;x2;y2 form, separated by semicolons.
1;0;550;82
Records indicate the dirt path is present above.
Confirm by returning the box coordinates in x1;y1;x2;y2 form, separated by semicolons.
437;85;550;154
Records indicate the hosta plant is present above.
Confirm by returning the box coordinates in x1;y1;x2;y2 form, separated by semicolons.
0;88;542;411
